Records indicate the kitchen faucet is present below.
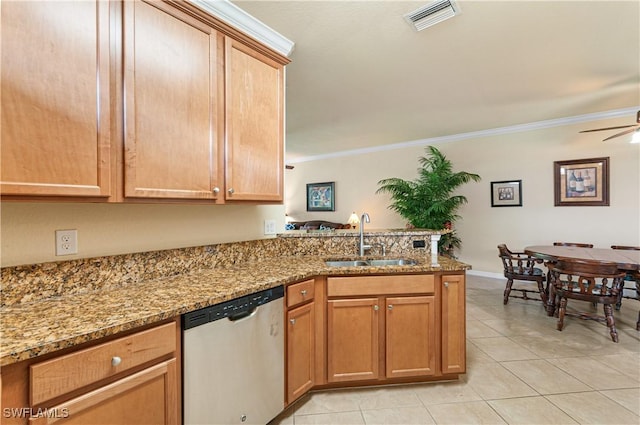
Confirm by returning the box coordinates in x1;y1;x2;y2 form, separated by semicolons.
359;212;371;256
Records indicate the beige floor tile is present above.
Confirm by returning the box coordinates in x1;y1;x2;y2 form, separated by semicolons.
467;320;503;338
508;334;585;358
268;407;294;425
481;318;547;338
600;388;640;416
466;341;497;365
465;362;538;400
469;336;539;361
551;356;639;390
594;352;640;381
488;396;578;424
361;406;435;424
357;387;422;410
546;391;640;424
501;359;591;394
427;400;507;424
294;389;362;415
413;380;483;405
467;304;503;321
294;411;365;424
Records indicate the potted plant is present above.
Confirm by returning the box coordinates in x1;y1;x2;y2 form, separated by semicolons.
376;146;480;257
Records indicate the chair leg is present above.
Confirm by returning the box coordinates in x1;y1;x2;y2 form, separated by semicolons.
547;284;556;316
603;304;618;343
557;297;567;331
536;279;548;305
615;289;623;311
503;279;513;305
636;310;640;332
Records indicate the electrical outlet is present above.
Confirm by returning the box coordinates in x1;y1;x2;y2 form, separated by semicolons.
264;220;277;235
56;229;78;256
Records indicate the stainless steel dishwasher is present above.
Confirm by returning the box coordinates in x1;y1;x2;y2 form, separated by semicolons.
183;286;284;425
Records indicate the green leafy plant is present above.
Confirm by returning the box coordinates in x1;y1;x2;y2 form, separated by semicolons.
376;146;481;257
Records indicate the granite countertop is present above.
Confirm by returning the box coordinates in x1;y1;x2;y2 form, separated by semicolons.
0;254;468;367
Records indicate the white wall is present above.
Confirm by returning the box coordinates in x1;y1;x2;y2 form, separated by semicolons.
1;203;285;267
285;117;640;274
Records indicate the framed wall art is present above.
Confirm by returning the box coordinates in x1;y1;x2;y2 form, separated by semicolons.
491;180;522;207
306;181;335;211
554;157;609;206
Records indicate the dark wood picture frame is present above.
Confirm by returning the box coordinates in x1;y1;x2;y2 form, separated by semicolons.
491;180;522;207
306;181;335;211
554;157;609;206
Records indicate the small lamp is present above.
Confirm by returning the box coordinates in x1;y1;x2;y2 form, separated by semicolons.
347;211;360;229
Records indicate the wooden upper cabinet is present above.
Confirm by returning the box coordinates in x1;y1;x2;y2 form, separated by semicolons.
225;38;284;202
0;0;113;198
123;1;223;200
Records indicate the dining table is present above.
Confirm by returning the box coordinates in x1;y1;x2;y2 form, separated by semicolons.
524;245;640;271
524;245;640;315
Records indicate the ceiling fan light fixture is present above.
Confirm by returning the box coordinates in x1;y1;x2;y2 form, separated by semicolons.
404;0;460;31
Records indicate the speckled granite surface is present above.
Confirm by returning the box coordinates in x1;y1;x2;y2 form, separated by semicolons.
0;231;468;367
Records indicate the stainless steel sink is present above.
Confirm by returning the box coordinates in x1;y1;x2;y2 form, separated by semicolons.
325;260;369;267
325;258;418;267
367;259;417;266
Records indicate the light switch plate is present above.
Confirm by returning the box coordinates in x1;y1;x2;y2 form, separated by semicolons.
264;220;276;235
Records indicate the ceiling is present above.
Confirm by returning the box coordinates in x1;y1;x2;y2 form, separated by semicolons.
232;1;640;162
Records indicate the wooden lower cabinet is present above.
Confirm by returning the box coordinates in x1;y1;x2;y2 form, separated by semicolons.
0;321;180;425
29;360;177;425
386;296;436;378
441;274;466;374
286;302;315;403
327;298;380;383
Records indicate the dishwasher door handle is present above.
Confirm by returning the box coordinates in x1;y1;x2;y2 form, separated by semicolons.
228;306;258;322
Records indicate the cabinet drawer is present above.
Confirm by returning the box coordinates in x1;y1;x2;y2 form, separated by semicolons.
327;274;434;297
30;322;176;406
287;279;315;308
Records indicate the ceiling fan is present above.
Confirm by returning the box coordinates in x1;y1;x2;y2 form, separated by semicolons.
579;110;640;141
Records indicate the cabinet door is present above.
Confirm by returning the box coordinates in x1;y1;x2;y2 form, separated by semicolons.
287;302;315;404
1;1;112;198
386;296;436;378
224;38;284;202
327;298;379;383
123;1;223;200
29;359;178;425
441;274;466;374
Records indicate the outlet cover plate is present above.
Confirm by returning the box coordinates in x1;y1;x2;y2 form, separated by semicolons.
56;229;78;256
264;220;276;235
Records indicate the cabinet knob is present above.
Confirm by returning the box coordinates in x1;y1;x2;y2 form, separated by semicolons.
373;305;379;311
111;356;122;367
444;281;449;288
228;188;235;195
213;187;220;194
301;290;307;296
290;319;296;325
388;305;393;310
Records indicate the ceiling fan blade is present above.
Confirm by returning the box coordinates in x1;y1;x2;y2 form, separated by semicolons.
602;126;639;141
579;124;636;133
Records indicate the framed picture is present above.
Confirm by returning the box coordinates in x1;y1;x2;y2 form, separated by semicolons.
491;180;522;207
306;182;335;211
554;157;609;206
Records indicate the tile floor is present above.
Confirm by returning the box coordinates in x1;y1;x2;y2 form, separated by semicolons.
270;274;640;424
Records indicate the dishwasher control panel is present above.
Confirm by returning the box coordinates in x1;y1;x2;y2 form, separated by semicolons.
183;285;284;330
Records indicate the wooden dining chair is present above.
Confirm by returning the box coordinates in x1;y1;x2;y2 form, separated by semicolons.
498;244;547;305
611;245;640;330
548;259;626;342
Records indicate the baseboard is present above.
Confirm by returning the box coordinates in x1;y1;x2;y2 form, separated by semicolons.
465;270;503;280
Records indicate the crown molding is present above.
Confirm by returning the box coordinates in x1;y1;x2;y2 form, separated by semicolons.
189;0;294;57
287;106;640;164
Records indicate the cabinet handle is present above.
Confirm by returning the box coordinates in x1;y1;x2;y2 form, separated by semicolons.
388;305;393;310
300;290;307;296
111;356;122;367
444;281;449;288
373;305;379;311
228;188;235;195
290;319;296;325
213;187;220;194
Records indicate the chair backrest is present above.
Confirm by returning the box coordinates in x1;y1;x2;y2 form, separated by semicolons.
553;242;594;248
497;244;539;276
549;259;626;297
611;245;640;251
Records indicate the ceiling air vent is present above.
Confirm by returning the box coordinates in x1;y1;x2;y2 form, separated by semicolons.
404;0;460;31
